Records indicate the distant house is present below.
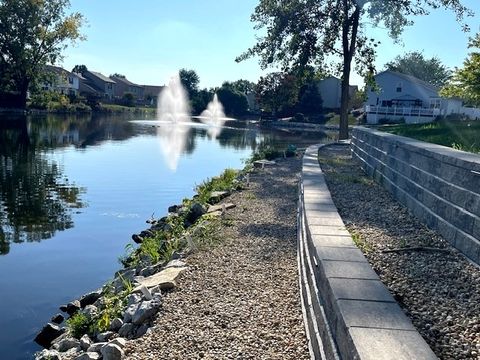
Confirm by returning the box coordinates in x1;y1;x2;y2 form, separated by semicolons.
43;65;81;96
365;70;462;124
317;76;358;109
82;70;116;99
142;85;164;105
110;76;144;100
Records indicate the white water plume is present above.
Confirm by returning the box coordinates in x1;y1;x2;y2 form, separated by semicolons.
199;94;227;138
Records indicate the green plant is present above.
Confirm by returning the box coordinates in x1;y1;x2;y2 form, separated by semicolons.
351;231;373;253
195;168;238;204
67;313;93;339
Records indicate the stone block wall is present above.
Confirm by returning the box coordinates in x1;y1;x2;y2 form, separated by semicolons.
351;127;480;264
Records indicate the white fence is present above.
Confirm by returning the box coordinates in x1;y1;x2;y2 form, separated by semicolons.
365;105;440;124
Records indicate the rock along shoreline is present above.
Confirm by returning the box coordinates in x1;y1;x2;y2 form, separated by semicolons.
34;152;308;360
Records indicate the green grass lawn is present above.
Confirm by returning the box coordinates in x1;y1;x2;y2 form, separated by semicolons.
324;112;357;126
379;120;480;154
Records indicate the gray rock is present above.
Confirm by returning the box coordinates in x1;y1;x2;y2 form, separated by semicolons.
168;204;181;213
126;293;142;306
101;343;124;360
139;285;153;300
80;334;92;351
132;298;161;325
35;349;61;360
34;323;66;348
57;337;80;352
74;352;101;360
118;323;135;338
109;337;127;349
165;259;187;268
116;268;136;282
81;305;98;318
66;300;81;315
96;331;115;342
134;323;149;338
51;313;64;324
109;317;123;332
79;289;102;308
86;342;108;353
185;202;207;225
132;234;143;244
123;302;140;323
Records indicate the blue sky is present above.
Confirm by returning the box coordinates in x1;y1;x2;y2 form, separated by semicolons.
62;0;480;89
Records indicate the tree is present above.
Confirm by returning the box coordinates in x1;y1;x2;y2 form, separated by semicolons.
72;64;88;76
217;86;249;116
179;69;200;97
385;51;451;87
440;33;480;106
256;72;298;116
237;0;472;139
0;0;85;108
191;88;214;115
111;73;125;79
222;79;256;94
297;81;323;115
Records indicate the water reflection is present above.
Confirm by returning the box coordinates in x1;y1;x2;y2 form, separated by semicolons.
0;116;87;255
0;113;329;255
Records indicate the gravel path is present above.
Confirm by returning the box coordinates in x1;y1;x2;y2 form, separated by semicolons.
125;157;309;360
319;144;480;360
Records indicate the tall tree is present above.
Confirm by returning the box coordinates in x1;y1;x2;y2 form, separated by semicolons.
237;0;472;139
256;72;298;116
179;68;200;97
0;0;85;108
385;51;451;87
440;33;480;106
72;64;88;75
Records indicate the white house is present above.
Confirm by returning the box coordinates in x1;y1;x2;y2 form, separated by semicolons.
317;76;358;109
43;65;81;96
365;70;463;124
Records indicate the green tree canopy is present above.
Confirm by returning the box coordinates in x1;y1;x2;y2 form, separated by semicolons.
237;0;472;139
217;86;249;116
256;72;298;116
72;64;88;75
0;0;85;108
440;33;480;106
385;51;451;87
179;68;200;97
222;79;256;94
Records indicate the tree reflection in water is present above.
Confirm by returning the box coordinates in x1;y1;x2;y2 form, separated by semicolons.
0;116;87;255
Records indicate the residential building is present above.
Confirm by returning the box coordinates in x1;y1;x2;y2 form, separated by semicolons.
143;85;164;105
365;70;463;124
317;76;358;109
43;65;81;96
110;76;144;100
82;70;116;99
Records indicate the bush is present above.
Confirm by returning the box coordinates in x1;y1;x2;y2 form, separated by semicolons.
292;113;305;122
67;313;93;339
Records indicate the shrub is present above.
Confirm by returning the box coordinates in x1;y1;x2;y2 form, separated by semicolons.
67;313;93;339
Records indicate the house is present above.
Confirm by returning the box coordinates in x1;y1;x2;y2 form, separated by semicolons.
81;70;116;99
43;65;81;96
110;76;144;100
317;76;358;109
365;70;463;124
142;85;164;105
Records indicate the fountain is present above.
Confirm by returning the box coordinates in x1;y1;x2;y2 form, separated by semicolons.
152;73;233;170
199;94;227;138
156;74;191;170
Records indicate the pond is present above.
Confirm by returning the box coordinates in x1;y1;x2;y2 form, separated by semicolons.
0;113;330;359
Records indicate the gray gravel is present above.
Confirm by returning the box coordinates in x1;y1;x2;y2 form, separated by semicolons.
125;157;309;359
319;144;480;360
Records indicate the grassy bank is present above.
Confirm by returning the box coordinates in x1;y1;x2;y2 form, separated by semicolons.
378;120;480;154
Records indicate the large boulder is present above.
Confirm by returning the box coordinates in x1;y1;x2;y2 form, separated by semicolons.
133;266;186;291
35;349;61;360
65;300;81;315
101;343;124;360
79;290;102;308
118;323;134;338
185;202;207;226
74;352;101;360
34;323;66;348
86;342;107;353
132;298;161;325
109;317;123;332
79;334;92;351
51;313;64;324
57;337;80;352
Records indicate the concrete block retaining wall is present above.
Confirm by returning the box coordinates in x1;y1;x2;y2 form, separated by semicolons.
351;127;480;264
298;144;436;359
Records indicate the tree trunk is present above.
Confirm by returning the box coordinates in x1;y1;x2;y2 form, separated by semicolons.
19;79;29;109
339;4;361;140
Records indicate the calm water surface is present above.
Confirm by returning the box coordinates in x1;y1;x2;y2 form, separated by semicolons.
0;113;329;359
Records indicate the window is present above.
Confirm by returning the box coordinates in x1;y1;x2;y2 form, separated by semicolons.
396;82;402;93
68;77;74;84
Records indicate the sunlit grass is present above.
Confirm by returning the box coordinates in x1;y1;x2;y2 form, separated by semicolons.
379;120;480;154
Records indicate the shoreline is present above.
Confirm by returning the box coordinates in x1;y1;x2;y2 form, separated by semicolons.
34;150;307;360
